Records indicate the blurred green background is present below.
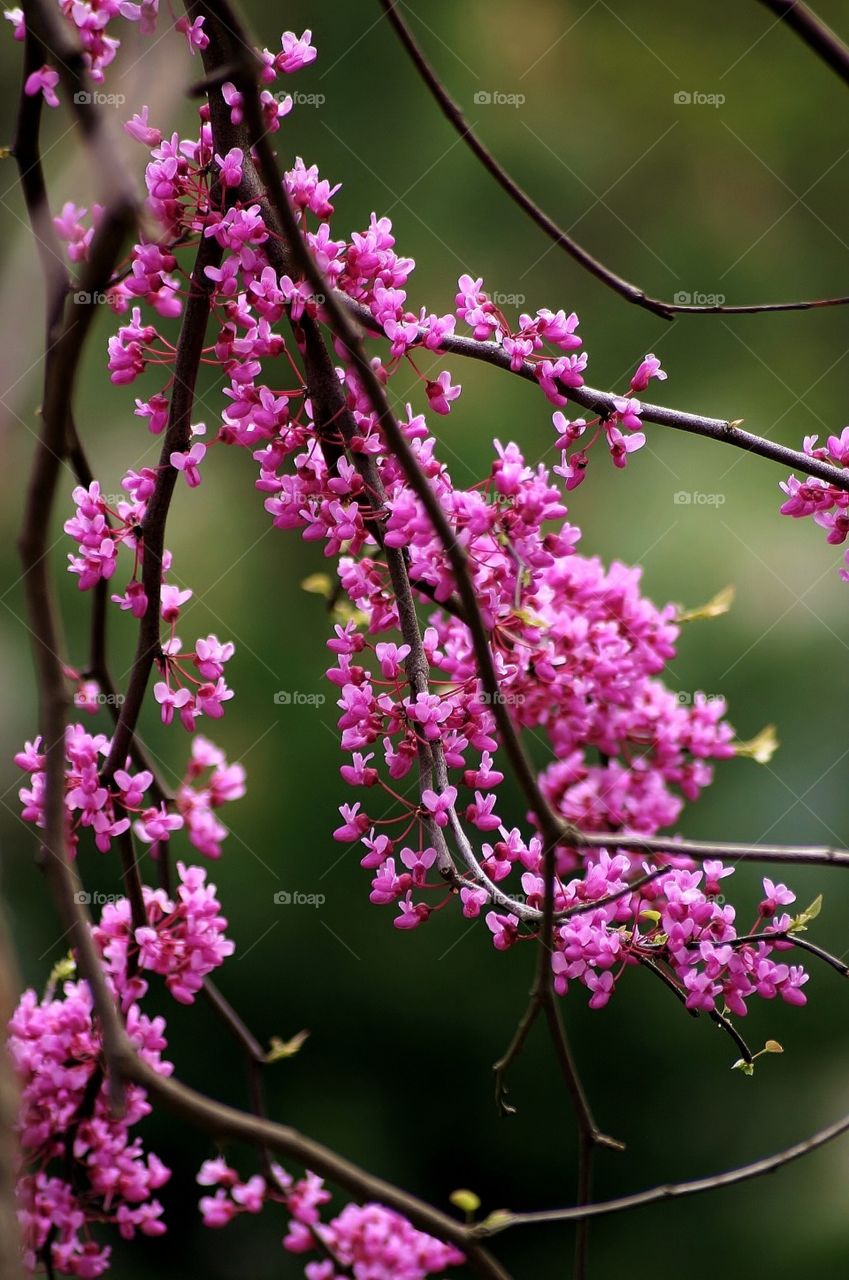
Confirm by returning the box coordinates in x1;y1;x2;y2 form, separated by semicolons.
2;1;849;1275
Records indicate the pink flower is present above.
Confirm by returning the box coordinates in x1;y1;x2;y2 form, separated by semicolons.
425;370;461;415
606;424;645;468
134;804;183;844
175;14;209;53
275;28;317;74
124;107;162;147
24;65;59;108
421;786;456;829
759;878;796;915
629;353;666;393
393;892;431;929
170;442;207;487
154;682;192;725
161;584;192;622
399;845;437;886
215;147;244;189
486;911;519;951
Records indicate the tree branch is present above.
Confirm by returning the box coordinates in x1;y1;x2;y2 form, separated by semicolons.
377;0;849;320
473;1105;849;1233
757;0;849;88
344;298;849;493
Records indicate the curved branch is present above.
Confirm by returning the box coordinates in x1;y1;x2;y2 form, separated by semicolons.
473;1105;849;1232
377;0;849;320
102;229;222;783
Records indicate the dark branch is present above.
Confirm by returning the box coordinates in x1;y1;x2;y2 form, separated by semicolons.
377;0;849;320
757;0;849;88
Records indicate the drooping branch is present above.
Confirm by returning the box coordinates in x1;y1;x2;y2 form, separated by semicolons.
757;0;849;88
21;0;136;209
102;229;222;784
15;5;849;1276
472;1105;849;1233
376;0;849;320
193;14;624;1277
18;193;136;1109
13;10;514;1276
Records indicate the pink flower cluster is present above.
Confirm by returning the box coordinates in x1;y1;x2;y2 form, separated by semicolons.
781;429;849;581
64;474;237;729
545;857;809;1014
15;725;243;857
197;1158;464;1279
93;860;235;1005
9;976;172;1277
77;36;809;1027
9;856;233;1272
8;10;829;1278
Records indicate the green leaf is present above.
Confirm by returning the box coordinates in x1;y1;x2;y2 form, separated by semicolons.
479;1209;512;1232
732;1058;755;1076
300;573;333;598
734;724;779;765
789;894;822;934
44;953;76;998
265;1030;310;1063
449;1189;481;1217
677;584;735;624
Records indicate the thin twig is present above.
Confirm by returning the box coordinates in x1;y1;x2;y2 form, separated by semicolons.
377;0;849;320
575;832;849;869
102;229;222;784
472;1107;849;1233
